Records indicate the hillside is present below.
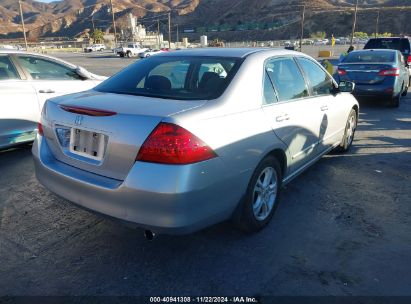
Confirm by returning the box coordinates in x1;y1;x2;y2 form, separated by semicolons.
0;0;410;41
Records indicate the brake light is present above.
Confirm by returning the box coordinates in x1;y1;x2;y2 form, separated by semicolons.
378;68;399;77
337;68;347;76
407;55;411;64
60;105;117;116
37;122;44;136
136;123;217;165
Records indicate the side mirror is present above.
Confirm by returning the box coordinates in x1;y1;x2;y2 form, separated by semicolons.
338;81;355;93
75;66;92;80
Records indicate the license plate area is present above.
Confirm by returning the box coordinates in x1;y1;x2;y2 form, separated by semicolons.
69;128;107;161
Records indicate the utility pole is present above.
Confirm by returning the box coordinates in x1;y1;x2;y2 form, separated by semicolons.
375;10;379;38
18;0;28;50
157;19;160;48
109;0;117;47
176;24;179;46
350;0;359;46
168;12;171;49
299;4;306;52
91;15;95;32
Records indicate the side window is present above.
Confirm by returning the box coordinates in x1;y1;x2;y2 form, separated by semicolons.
263;71;278;105
0;56;20;80
297;57;334;96
265;57;308;102
16;56;81;80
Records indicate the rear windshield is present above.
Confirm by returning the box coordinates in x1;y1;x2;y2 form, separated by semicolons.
343;51;396;63
364;39;410;54
96;56;243;100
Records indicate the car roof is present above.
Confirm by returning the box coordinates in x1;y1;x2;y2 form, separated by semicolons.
0;49;77;67
155;48;300;58
367;37;409;40
351;49;399;53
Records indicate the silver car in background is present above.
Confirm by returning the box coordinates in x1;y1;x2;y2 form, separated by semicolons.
33;48;359;234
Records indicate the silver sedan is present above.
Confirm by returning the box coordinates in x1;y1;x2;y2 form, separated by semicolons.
33;48;359;234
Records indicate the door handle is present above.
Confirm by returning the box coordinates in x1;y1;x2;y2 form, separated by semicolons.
276;114;290;122
39;89;55;94
320;105;328;111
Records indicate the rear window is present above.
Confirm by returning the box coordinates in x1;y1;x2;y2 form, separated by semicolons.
343;51;396;63
96;56;242;100
364;39;410;54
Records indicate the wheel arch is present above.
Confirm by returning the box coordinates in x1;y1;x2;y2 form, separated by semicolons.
265;148;287;177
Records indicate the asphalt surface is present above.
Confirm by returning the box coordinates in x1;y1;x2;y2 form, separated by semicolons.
0;52;411;297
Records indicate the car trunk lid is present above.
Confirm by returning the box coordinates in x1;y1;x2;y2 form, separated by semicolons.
43;91;206;180
338;63;395;85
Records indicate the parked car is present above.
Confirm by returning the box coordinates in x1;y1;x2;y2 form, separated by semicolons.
363;37;411;79
33;48;358;235
0;50;107;149
84;44;106;52
138;49;165;58
336;49;409;107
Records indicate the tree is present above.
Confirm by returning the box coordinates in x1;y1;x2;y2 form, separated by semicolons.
354;32;369;39
310;31;326;39
91;29;104;43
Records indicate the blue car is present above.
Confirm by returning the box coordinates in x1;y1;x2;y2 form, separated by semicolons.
336;49;409;107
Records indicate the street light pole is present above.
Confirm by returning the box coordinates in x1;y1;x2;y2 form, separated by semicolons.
299;4;306;52
375;10;380;38
18;0;28;50
168;12;171;49
109;0;118;47
350;0;359;46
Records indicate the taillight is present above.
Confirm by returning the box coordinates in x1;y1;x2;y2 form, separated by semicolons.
378;68;399;77
37;122;44;136
136;123;217;165
337;68;347;76
407;55;411;64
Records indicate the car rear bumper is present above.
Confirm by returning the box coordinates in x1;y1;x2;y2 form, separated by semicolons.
32;135;243;234
353;83;398;98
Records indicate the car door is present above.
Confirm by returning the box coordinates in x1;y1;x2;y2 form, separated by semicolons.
14;54;97;110
261;56;324;173
0;54;40;148
296;56;347;150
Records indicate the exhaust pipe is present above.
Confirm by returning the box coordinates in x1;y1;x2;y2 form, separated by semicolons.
144;230;155;241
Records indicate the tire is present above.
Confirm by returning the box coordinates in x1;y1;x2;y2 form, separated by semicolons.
233;156;282;233
389;95;400;108
401;82;408;97
336;108;357;153
119;53;124;58
126;51;132;58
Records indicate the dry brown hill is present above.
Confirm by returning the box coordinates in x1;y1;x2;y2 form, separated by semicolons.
0;0;409;40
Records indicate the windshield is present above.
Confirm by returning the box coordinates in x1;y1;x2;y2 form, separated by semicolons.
343;51;396;63
95;56;243;100
364;39;410;54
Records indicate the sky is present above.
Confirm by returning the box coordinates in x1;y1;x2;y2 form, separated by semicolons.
35;0;61;3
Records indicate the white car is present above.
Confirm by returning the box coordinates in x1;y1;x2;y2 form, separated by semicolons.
84;44;106;52
0;50;107;149
139;49;165;58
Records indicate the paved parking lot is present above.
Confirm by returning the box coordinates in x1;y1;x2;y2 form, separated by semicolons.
0;52;410;296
